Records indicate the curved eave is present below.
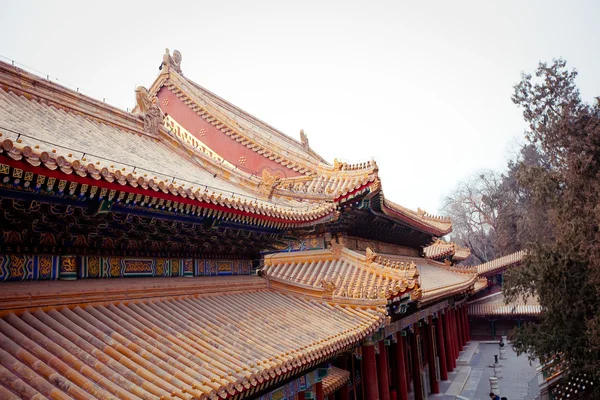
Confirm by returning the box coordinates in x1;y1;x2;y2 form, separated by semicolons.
379;199;452;237
420;273;478;304
0;152;337;229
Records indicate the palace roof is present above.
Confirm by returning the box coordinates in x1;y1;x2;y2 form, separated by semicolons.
370;253;478;304
0;277;385;399
423;239;471;261
476;250;526;277
0;61;340;230
468;292;541;317
0;56;452;243
146;50;453;240
262;246;420;303
322;367;351;397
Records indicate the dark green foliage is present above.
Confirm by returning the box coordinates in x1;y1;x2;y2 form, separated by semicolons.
503;59;600;387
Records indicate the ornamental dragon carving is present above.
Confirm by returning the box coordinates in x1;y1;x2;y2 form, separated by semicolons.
320;279;336;295
365;247;377;264
260;169;283;199
330;237;344;259
135;86;163;136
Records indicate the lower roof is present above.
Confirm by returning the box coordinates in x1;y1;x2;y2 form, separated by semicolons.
0;277;384;400
468;292;541;317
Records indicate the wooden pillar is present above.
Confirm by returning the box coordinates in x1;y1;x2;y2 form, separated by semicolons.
298;391;306;400
461;305;468;344
455;307;464;350
316;381;324;400
394;332;409;400
362;344;380;400
449;308;458;359
377;341;391;400
464;305;472;342
426;319;440;394
442;311;455;372
435;315;448;381
410;325;423;400
461;306;468;345
340;382;349;400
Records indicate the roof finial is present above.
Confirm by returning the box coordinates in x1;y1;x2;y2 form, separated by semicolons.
135;86;163;136
300;129;309;148
159;48;183;75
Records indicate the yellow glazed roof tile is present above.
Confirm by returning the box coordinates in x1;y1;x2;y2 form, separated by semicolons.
0;283;384;400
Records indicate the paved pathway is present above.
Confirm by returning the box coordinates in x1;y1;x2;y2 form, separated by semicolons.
408;341;540;400
459;342;540;400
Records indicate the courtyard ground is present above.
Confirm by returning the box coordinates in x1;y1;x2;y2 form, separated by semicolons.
409;341;540;400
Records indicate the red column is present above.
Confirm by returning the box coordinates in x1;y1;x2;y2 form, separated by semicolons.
435;315;448;381
362;344;380;400
465;305;472;342
449;308;457;359
425;319;440;394
410;325;423;400
298;391;306;400
463;305;471;342
316;381;324;400
377;341;391;400
462;305;468;345
453;308;461;353
340;382;349;400
455;307;464;350
394;332;409;400
442;311;455;372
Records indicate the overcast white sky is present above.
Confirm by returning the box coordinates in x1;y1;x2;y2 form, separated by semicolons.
1;1;599;213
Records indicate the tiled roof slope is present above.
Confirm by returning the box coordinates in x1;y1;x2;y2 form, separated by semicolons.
262;247;419;303
469;292;541;316
476;250;526;277
379;197;452;236
423;240;472;262
0;279;384;400
423;240;455;260
376;254;477;304
322;367;350;396
0;61;336;225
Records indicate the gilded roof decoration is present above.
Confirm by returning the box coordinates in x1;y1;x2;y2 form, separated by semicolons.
135;86;163;136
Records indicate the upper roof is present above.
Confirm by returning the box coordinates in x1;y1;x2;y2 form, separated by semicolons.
0;52;453;240
150;49;329;171
0;276;384;400
0;60;336;227
146;50;453;237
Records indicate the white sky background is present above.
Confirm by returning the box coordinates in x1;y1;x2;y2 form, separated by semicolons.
1;0;599;214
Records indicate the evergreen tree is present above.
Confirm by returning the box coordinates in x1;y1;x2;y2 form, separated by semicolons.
503;59;600;387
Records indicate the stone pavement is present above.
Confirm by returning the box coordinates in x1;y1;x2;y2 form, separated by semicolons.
408;341;540;400
458;342;540;400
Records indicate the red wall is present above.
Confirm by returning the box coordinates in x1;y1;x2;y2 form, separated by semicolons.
158;87;300;178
